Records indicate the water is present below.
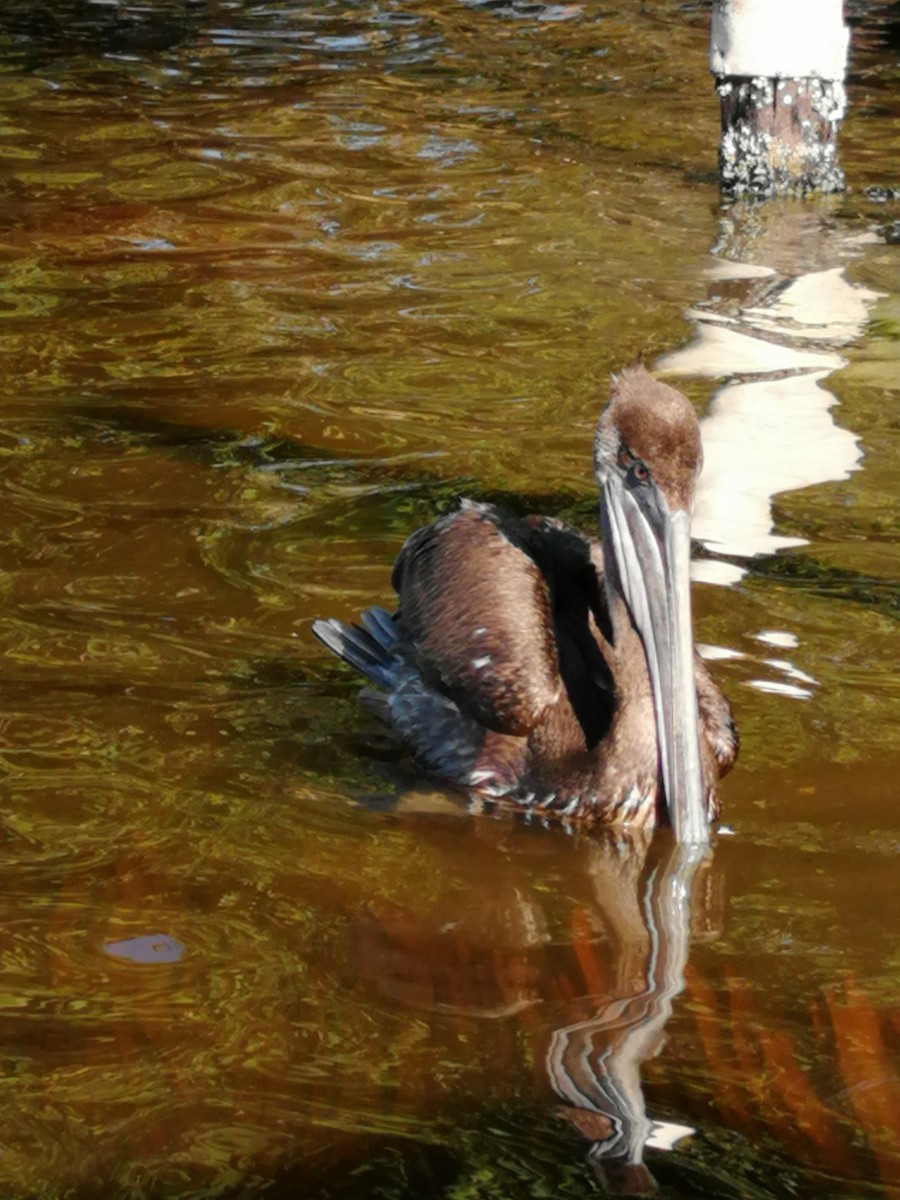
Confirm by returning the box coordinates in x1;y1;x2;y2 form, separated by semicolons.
0;2;897;1197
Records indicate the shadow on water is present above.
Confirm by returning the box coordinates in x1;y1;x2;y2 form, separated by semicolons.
0;1;207;63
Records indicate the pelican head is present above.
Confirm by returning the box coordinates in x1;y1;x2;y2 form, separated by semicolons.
593;366;707;844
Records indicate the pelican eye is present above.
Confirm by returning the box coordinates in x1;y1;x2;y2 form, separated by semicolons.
617;444;652;486
630;460;651;485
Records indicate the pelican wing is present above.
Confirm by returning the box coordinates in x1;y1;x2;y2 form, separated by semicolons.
391;502;564;737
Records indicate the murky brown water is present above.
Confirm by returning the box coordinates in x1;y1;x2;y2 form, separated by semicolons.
0;2;897;1197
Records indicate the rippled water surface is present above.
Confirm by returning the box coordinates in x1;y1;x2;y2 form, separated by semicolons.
0;2;898;1197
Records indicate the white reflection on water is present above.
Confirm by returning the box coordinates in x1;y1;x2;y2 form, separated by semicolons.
694;370;858;558
658;223;883;581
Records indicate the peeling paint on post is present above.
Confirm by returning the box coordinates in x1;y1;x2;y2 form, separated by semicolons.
710;0;849;197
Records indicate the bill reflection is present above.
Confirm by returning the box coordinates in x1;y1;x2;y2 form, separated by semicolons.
545;839;709;1194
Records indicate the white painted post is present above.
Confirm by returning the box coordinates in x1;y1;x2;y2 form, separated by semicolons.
710;0;850;197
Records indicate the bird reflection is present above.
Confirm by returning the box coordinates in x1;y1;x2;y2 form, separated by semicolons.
344;816;721;1194
545;840;707;1194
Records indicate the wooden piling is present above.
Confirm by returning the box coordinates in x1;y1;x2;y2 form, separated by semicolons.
710;0;849;197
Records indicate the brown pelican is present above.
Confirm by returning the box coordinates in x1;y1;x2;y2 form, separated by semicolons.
313;366;737;842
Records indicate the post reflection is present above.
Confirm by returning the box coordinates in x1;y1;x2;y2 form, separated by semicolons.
346;816;721;1195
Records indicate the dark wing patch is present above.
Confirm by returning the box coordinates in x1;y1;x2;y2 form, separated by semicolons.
392;502;562;736
526;515;616;748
